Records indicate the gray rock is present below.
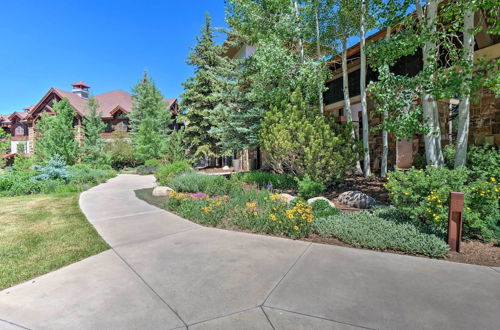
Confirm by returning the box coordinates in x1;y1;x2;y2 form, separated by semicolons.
338;191;376;209
280;193;298;205
307;197;336;208
152;186;174;197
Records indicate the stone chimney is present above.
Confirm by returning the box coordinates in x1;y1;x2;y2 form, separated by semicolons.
71;81;90;98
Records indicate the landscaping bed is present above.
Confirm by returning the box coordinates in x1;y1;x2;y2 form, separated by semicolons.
142;157;499;266
136;187;499;266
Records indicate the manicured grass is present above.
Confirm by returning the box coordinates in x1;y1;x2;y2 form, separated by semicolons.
0;193;109;290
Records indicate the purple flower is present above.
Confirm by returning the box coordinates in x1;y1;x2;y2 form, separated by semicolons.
265;184;273;189
191;193;207;199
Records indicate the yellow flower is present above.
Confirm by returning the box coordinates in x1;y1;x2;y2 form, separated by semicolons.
491;177;496;182
246;202;256;208
269;214;277;221
253;211;258;216
288;214;294;219
293;226;299;231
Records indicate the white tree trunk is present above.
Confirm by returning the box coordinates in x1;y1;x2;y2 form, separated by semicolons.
342;37;363;174
455;7;474;168
315;4;324;115
360;0;371;177
293;0;305;63
381;26;392;178
342;37;353;128
416;0;443;167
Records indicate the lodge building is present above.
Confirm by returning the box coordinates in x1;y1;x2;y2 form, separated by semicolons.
0;81;179;157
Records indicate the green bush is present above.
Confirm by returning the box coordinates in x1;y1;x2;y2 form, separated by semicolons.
154;161;192;186
68;164;116;186
386;167;499;240
0;162;116;197
12;155;36;172
167;172;243;196
297;175;326;199
143;159;161;168
260;89;360;184
311;199;340;218
0;171;58;196
314;212;449;258
104;131;136;169
466;145;500;181
443;144;456;169
237;171;297;190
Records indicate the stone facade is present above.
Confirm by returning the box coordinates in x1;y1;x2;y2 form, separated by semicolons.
28;126;35;155
469;88;500;146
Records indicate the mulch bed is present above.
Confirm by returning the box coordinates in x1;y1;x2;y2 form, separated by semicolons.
446;240;500;267
325;175;390;206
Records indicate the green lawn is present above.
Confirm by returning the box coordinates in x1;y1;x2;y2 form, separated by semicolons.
0;193;109;290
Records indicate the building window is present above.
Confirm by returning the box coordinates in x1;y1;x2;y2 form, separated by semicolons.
116;121;128;132
14;126;25;136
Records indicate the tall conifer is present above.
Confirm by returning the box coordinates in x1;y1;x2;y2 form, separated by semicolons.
130;72;171;162
82;97;108;166
180;13;228;158
36;98;79;164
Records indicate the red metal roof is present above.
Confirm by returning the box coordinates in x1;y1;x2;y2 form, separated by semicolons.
26;88;178;120
71;81;90;88
8;111;27;120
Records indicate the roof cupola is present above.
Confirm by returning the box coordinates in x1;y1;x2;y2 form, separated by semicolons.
71;81;90;98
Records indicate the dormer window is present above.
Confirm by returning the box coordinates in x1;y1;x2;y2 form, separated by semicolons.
116;121;128;132
15;125;25;136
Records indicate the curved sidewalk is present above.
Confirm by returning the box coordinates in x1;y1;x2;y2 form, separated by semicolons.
1;174;499;330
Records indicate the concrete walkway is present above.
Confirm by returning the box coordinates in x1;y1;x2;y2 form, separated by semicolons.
1;174;499;330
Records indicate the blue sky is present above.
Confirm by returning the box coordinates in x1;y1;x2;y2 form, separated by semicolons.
0;0;228;114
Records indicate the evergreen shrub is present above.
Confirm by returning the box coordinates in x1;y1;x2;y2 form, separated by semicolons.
260;89;360;184
297;175;326;199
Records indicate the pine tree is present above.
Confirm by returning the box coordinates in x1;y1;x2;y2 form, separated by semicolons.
130;72;171;162
82;97;109;166
260;89;360;183
180;13;228;158
208;58;261;155
36;98;79;164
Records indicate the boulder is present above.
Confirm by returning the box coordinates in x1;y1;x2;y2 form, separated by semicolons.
280;193;298;205
338;191;376;209
307;197;336;208
222;166;230;170
152;186;174;197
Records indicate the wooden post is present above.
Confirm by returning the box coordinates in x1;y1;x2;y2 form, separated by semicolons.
448;192;464;252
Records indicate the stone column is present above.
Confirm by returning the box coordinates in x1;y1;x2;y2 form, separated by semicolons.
28;126;35;155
